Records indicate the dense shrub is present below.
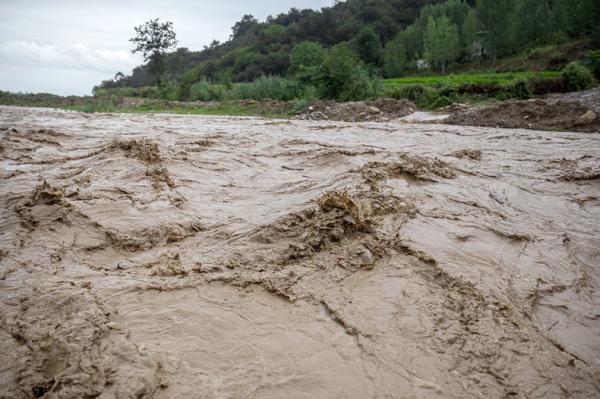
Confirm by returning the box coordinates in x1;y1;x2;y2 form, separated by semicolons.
189;80;226;101
232;76;300;101
318;44;382;101
93;86;160;98
384;84;441;108
158;84;180;101
498;80;530;99
335;67;383;101
561;63;595;91
583;50;600;79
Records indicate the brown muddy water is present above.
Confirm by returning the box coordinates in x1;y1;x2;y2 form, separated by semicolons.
0;106;599;399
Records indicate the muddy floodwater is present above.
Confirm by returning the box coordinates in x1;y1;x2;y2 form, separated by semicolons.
1;106;599;398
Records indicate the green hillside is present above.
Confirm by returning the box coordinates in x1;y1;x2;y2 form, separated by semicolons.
93;0;598;106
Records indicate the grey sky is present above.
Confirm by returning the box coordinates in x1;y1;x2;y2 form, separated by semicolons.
0;0;333;95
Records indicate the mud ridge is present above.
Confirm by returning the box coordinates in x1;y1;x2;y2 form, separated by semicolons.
359;153;456;187
110;138;176;190
452;149;482;160
194;189;416;302
103;218;204;252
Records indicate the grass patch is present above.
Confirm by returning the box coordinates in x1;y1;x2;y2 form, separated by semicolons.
384;71;559;87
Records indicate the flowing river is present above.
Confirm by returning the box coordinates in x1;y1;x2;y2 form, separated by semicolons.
1;106;599;398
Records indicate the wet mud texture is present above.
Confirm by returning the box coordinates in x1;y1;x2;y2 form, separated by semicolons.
1;106;600;399
446;89;600;133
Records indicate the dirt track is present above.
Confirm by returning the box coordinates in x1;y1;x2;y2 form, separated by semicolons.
1;106;599;398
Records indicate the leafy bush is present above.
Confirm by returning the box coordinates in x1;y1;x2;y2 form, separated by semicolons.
561;63;595;91
384;84;441;109
583;50;600;79
289;42;326;86
232;76;299;101
189;80;226;101
158;84;180;101
429;96;454;109
93;86;159;98
291;99;309;114
337;67;382;101
498;80;530;100
319;44;382;101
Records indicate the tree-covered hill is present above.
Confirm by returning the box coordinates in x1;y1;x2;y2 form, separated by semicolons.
107;0;448;87
99;0;599;103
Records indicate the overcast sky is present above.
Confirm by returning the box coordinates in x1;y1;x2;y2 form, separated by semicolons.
0;0;333;96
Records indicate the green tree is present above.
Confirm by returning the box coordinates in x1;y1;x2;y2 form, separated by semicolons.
461;9;478;58
551;0;600;43
259;24;286;47
319;44;379;101
383;37;408;77
424;16;460;73
513;0;551;50
320;44;357;99
289;42;326;85
476;0;515;63
231;15;258;39
130;19;178;86
441;0;472;28
353;26;383;65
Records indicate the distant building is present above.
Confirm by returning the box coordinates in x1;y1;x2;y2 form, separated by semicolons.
416;59;429;70
472;30;488;59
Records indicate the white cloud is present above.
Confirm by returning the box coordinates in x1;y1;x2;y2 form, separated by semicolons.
0;41;141;74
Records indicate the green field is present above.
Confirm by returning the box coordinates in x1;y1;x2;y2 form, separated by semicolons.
384;71;560;86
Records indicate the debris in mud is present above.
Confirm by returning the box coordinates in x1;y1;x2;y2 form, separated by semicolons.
110;138;161;164
446;98;600;132
146;253;187;277
540;158;600;181
360;153;456;186
14;180;75;234
452;149;481;161
559;168;600;182
227;188;415;296
318;190;372;225
297;98;415;122
146;166;175;189
31;180;64;206
193;139;214;147
104;219;203;252
575;110;598;126
349;244;375;268
186;139;215;152
110;138;176;190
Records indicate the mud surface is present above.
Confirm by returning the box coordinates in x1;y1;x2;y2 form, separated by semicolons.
1;105;599;398
446;89;600;133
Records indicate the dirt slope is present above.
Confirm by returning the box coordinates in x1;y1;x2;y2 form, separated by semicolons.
446;89;600;133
